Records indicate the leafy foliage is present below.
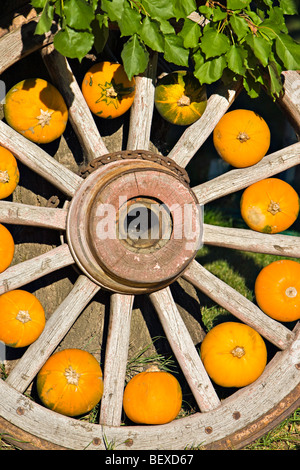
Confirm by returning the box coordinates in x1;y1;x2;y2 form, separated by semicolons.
30;0;300;98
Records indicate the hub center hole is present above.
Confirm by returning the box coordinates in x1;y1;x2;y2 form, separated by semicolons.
117;197;172;252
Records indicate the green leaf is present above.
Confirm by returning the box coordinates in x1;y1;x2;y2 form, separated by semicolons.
194;55;227;84
101;0;125;22
53;26;94;60
245;33;272;67
118;1;142;37
200;27;231;59
64;0;95;31
163;34;190;67
91;14;109;53
121;34;149;80
139;17;164;52
259;7;288;39
178;18;201;49
141;0;174;20
173;0;196;20
226;44;247;75
229;14;249;40
275;33;300;69
227;0;251;9
267;61;284;98
243;73;261;98
30;0;47;8
198;5;213;19
34;0;54;35
279;0;298;15
211;6;228;21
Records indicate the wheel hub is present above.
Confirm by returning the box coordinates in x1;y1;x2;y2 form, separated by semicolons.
67;152;202;294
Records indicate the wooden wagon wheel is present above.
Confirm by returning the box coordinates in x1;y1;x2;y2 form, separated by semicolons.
0;13;300;450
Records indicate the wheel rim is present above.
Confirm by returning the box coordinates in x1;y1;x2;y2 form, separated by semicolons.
0;13;299;450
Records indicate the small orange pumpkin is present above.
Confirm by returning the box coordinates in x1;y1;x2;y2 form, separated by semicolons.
4;78;68;144
0;223;14;273
154;70;207;126
36;348;103;417
0;289;45;348
240;177;299;234
81;61;136;119
200;322;267;388
255;259;300;322
0;147;19;199
123;365;182;424
213;109;271;168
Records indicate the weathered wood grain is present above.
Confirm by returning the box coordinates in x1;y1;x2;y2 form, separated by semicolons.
6;275;100;392
183;260;294;349
41;44;109;163
0;200;67;230
0;326;299;449
0;16;54;74
0;120;83;197
149;287;220;412
127;53;158;151
168;80;242;167
277;70;300;137
0;243;75;294
99;293;134;426
193;141;300;205
203;223;300;258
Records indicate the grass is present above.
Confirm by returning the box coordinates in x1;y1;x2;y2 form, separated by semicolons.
1;205;299;451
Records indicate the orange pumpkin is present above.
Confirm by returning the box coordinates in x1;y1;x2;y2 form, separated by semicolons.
123;365;182;424
36;348;103;417
0;289;45;348
4;78;68;144
213;109;271;168
81;61;136;119
0;147;19;199
240;177;299;233
255;259;300;322
0;223;14;273
200;322;267;388
154;70;207;126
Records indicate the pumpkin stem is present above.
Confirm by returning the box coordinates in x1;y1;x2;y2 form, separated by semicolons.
106;86;118;98
146;365;161;373
237;132;250;143
177;95;191;107
0;170;9;184
267;200;281;215
36;108;54;128
64;366;81;386
285;286;297;298
231;346;245;358
16;310;31;324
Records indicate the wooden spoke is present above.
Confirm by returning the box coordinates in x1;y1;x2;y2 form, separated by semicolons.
203;223;300;258
99;293;134;426
0;244;75;295
149;287;220;412
0;120;82;197
0;200;67;230
183;260;294;350
41;44;109;162
193;141;300;205
277;71;300;136
168;80;242;167
127;53;158;151
6;275;100;393
0;17;55;74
